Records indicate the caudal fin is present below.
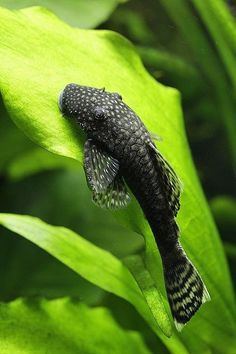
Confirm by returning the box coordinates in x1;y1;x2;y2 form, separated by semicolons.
163;243;211;331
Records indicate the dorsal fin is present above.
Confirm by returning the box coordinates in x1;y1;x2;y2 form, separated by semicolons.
148;142;183;216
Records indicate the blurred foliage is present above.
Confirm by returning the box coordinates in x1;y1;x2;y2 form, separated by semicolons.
0;1;235;354
210;196;236;242
210;196;236;283
0;0;126;28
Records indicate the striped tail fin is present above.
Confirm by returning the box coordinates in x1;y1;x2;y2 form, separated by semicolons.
162;242;211;331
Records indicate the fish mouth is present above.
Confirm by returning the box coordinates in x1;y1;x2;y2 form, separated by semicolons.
58;89;64;112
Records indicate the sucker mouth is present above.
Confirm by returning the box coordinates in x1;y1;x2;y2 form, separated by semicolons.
58;89;64;112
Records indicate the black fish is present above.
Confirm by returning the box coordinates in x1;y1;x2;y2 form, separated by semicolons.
58;83;210;330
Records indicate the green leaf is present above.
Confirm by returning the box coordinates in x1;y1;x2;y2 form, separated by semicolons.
0;214;143;307
0;6;235;353
0;298;152;354
0;213;188;353
0;0;124;28
0;6;174;339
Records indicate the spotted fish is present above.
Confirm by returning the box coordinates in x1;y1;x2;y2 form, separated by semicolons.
58;83;210;330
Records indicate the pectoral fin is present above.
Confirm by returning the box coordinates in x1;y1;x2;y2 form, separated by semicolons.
92;174;131;209
84;139;119;193
84;138;131;209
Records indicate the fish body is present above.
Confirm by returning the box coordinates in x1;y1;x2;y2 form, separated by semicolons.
59;83;210;330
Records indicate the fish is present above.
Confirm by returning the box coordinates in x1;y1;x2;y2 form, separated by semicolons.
58;83;210;330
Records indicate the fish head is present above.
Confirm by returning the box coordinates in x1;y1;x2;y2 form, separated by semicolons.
58;83;123;134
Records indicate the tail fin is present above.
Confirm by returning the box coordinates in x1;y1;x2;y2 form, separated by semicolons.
163;243;211;331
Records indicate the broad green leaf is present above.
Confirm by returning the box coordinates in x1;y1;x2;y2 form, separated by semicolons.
0;214;144;308
0;6;235;353
0;213;192;354
0;4;172;339
0;298;151;354
0;0;124;28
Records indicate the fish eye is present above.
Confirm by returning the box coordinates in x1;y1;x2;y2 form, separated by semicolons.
94;107;106;119
112;92;122;100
